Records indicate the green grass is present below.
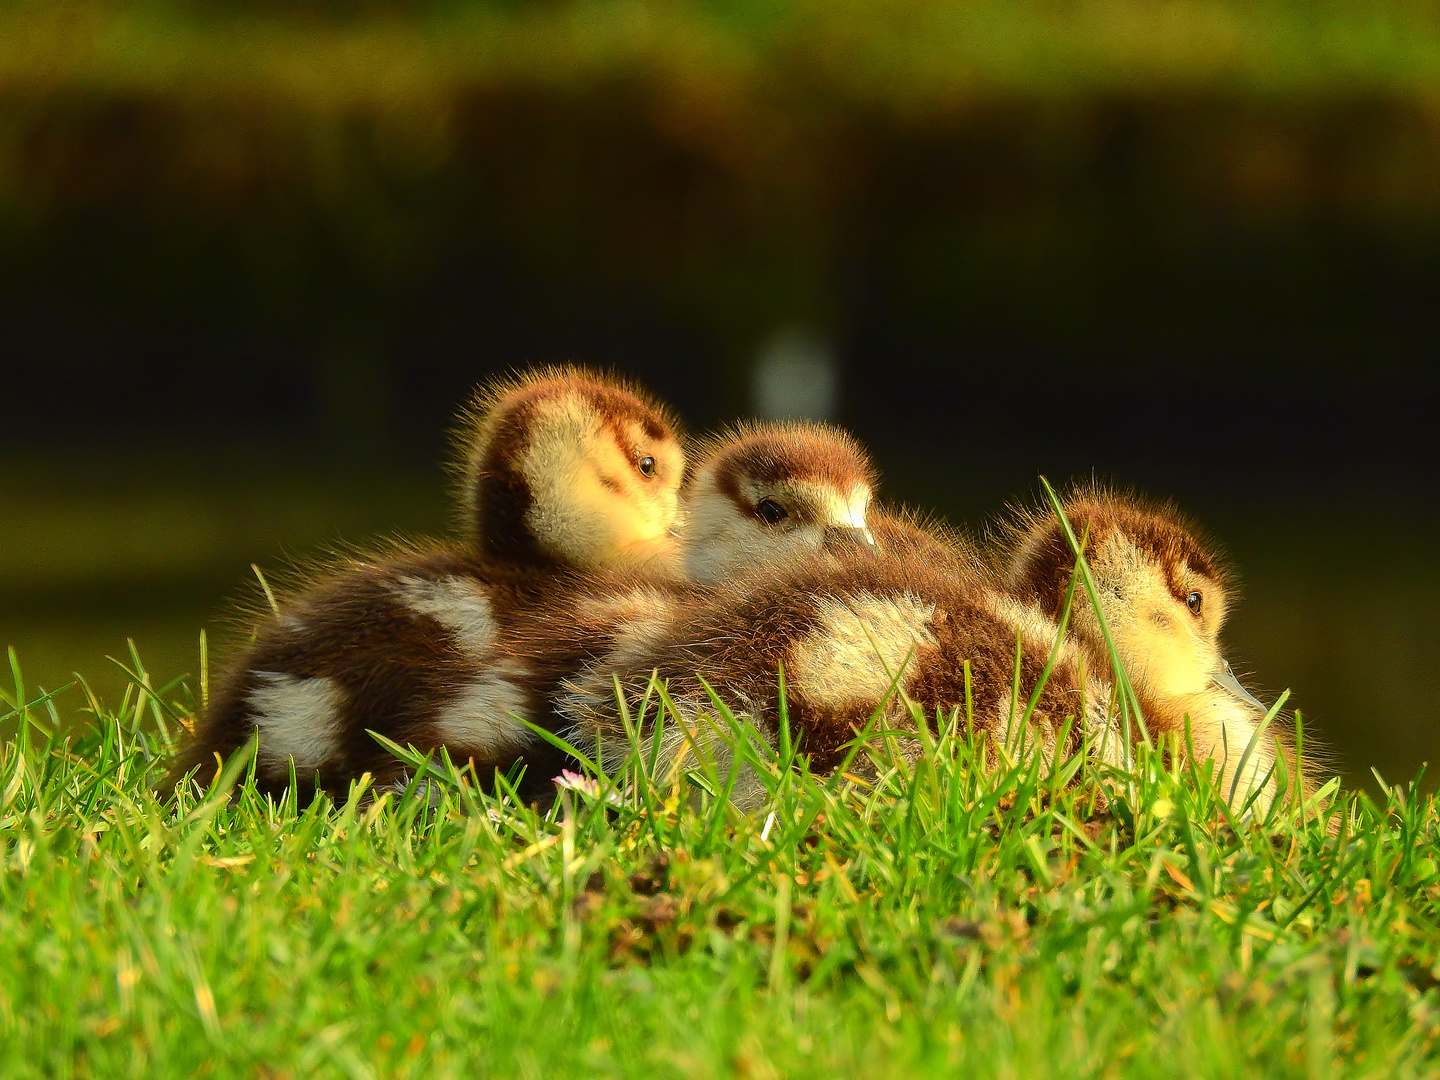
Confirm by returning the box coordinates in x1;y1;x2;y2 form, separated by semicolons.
2;643;1437;1078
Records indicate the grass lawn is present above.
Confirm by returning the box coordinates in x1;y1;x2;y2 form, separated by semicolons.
2;647;1437;1079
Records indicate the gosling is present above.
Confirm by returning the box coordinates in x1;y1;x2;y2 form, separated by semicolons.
170;367;686;798
999;484;1307;815
172;409;896;801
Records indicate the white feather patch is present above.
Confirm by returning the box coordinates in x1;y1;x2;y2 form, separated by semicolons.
433;663;535;757
249;671;345;775
788;591;938;709
981;593;1076;668
392;574;498;657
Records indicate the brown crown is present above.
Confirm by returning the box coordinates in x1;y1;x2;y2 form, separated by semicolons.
693;421;877;509
1004;484;1228;621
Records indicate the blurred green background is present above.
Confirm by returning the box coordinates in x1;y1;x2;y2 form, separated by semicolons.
3;0;1438;790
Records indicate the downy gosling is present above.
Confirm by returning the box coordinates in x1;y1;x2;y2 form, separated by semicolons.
1000;485;1308;815
170;367;686;798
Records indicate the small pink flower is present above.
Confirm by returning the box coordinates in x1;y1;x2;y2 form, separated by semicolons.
554;770;628;807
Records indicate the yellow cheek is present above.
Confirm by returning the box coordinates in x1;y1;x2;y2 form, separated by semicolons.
1125;617;1211;698
602;490;679;556
1149;645;1209;697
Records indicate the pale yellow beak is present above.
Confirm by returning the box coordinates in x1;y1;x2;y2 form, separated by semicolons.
1211;659;1268;717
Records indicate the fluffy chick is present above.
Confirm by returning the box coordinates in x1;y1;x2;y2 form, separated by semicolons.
170;367;685;797
999;485;1307;814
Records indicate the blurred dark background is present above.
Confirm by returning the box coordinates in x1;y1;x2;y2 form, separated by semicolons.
3;0;1438;789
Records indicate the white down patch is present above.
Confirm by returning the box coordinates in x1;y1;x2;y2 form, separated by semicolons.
248;671;346;776
434;662;535;758
787;592;938;709
576;587;680;668
391;574;533;757
392;574;499;657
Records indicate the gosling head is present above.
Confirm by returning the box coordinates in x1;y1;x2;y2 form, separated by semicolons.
1004;487;1264;713
451;367;686;573
683;421;879;583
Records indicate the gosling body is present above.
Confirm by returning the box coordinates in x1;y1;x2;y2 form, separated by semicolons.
557;548;1127;809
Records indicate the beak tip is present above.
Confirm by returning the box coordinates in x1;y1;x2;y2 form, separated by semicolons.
1212;663;1269;716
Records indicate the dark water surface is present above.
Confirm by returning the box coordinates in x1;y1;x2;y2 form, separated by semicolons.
4;448;1435;794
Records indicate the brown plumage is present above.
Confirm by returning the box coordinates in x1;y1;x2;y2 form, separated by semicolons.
188;545;591;797
997;483;1314;814
169;368;687;799
869;501;980;573
556;548;1127;808
170;409;915;803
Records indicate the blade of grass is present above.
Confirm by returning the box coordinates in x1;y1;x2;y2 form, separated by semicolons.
1038;476;1151;753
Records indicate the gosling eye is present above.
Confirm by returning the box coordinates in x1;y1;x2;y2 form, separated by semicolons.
756;498;789;525
637;456;656;478
1187;591;1203;616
